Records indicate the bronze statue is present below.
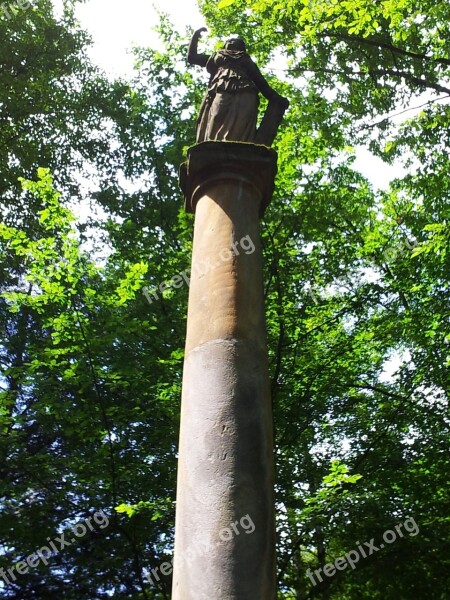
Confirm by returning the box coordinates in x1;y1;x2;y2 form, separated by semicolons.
187;28;289;147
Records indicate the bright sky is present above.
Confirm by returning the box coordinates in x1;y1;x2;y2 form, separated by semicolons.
75;0;202;77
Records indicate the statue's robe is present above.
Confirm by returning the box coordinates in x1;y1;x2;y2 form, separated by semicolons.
196;50;266;143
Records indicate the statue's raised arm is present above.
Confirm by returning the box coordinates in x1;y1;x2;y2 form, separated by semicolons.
187;32;289;147
187;27;209;67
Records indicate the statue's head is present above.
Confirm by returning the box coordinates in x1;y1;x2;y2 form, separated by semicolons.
224;37;246;52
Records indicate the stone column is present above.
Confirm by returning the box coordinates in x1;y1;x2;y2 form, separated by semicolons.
172;142;277;600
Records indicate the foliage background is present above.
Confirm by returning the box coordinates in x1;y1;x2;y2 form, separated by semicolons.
0;0;449;598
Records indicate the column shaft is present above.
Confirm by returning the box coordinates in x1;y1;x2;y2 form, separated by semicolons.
172;143;277;600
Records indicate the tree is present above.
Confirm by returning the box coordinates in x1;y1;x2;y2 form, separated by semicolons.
1;1;449;598
1;11;195;598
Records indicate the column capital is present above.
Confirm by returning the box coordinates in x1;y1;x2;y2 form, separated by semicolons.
180;141;278;218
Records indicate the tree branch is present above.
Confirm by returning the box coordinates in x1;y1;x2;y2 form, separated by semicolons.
369;68;450;95
319;31;450;67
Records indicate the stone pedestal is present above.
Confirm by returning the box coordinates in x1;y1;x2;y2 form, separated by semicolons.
172;142;277;600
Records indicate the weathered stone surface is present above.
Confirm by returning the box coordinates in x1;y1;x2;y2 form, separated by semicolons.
173;342;275;599
172;142;277;599
180;141;277;217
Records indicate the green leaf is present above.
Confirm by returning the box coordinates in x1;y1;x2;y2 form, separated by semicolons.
218;0;236;8
114;503;137;517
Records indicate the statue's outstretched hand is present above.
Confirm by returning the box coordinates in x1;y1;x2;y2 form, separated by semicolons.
188;28;209;67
